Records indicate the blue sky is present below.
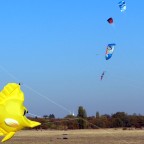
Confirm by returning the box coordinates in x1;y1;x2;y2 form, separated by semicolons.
0;0;144;118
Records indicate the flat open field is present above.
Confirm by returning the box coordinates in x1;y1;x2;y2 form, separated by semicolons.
2;129;144;144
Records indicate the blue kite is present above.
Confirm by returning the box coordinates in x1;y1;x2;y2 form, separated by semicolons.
118;1;126;12
105;44;116;60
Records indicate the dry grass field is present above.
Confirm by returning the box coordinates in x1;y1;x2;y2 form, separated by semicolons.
1;129;144;144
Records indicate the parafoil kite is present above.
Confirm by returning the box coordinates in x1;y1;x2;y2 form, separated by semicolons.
105;44;116;60
0;83;41;142
118;1;126;12
107;17;113;24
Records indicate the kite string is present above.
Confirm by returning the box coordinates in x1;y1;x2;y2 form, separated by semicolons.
28;112;43;118
23;84;71;114
0;65;71;114
0;65;18;82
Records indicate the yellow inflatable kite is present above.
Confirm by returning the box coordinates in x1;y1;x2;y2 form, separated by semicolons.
0;83;41;142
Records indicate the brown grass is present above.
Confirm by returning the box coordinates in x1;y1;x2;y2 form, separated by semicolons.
2;129;144;144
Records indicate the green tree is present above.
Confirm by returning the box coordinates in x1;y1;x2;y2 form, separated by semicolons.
112;112;128;127
77;106;87;118
77;106;87;129
49;114;55;119
43;115;49;119
96;111;100;118
112;118;123;127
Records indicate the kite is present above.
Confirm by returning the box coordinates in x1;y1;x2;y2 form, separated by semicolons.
100;71;105;80
107;17;113;24
0;83;41;142
105;44;116;60
118;1;126;12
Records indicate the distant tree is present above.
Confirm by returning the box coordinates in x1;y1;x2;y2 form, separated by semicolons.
77;106;87;129
64;118;79;129
112;112;129;127
77;106;87;118
112;118;123;127
43;115;49;119
96;112;100;118
49;114;55;119
100;115;110;128
102;114;111;119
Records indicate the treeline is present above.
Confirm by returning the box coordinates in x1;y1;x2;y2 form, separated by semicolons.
29;106;144;130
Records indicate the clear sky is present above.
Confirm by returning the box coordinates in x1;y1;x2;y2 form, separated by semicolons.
0;0;144;118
